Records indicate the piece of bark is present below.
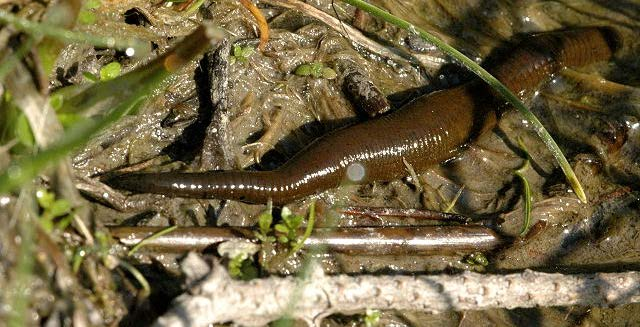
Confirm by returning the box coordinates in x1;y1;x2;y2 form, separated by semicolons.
342;70;391;117
196;38;233;171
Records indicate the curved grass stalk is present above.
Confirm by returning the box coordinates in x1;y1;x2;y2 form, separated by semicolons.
515;166;532;236
339;0;587;203
289;201;316;255
117;260;151;298
516;137;533;236
128;225;178;256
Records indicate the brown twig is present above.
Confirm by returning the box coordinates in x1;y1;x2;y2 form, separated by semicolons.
240;0;270;51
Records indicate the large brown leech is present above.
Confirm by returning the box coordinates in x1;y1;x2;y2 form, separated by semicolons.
109;28;619;205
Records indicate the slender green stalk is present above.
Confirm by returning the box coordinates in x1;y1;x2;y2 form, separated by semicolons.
516;137;533;236
515;162;532;236
340;0;587;203
289;201;316;255
128;225;178;256
185;0;207;14
117;260;151;298
0;10;146;54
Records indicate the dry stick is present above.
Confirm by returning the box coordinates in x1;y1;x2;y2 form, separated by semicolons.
262;0;441;69
154;255;640;326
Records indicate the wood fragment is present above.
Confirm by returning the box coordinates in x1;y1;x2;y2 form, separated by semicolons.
342;70;390;117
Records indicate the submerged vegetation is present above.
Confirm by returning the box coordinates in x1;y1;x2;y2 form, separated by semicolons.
0;0;639;325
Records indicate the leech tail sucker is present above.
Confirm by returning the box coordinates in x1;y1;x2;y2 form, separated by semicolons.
110;27;620;205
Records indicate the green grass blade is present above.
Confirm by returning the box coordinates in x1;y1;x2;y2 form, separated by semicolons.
0;10;146;54
0;96;142;193
0;25;221;194
339;0;587;203
516;137;533;236
289;201;316;255
117;260;151;298
128;225;178;256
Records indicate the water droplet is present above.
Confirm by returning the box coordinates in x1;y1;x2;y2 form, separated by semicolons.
346;163;365;182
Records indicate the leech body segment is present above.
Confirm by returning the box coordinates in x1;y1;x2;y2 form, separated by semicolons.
109;28;618;205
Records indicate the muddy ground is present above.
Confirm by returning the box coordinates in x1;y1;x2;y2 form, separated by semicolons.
1;0;640;325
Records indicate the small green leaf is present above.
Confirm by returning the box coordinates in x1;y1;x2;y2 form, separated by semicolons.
239;258;258;280
99;62;121;81
281;206;292;218
322;67;337;79
36;189;55;209
258;210;273;236
49;199;71;217
82;72;99;82
57;113;84;128
294;64;312;76
55;214;73;230
85;0;101;10
40;216;54;233
240;46;254;57
463;252;489;266
78;10;96;25
228;255;258;280
231;45;254;64
233;45;242;57
364;309;381;327
290;215;304;227
295;63;335;79
277;235;288;244
516;137;533;237
49;93;64;111
15;114;34;148
228;254;244;278
274;224;289;233
309;63;324;78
